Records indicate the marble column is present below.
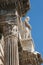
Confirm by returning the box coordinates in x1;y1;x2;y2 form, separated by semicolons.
3;24;19;65
0;35;4;65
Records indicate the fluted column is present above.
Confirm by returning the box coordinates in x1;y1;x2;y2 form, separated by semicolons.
0;36;4;65
3;24;19;65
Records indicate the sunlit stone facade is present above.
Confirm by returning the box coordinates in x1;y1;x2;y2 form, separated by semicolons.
0;0;43;65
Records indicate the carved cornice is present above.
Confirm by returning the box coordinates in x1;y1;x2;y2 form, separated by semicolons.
0;0;30;16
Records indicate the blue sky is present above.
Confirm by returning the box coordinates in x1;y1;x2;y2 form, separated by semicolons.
26;0;43;58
